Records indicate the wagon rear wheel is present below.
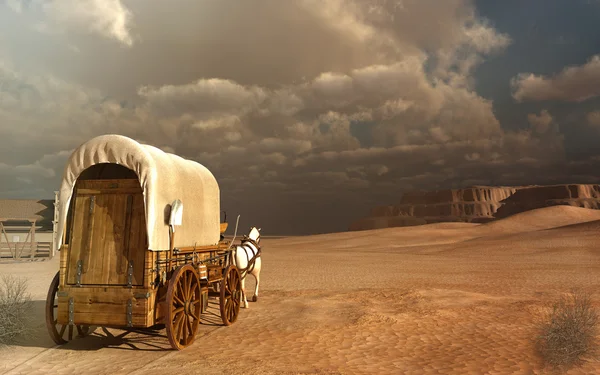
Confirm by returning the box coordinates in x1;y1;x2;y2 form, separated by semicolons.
165;264;202;350
220;265;241;326
45;272;92;345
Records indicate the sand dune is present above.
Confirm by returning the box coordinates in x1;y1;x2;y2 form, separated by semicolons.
542;218;600;233
478;205;600;233
2;208;600;374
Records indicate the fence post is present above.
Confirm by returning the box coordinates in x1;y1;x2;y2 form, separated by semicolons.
29;219;36;259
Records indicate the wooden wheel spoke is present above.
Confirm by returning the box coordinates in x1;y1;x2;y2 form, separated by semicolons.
180;272;190;301
228;301;235;321
178;276;186;301
173;306;184;315
181;316;188;344
173;294;185;306
76;325;84;336
190;310;200;321
186;276;193;302
186;316;194;338
174;312;184;339
59;324;67;338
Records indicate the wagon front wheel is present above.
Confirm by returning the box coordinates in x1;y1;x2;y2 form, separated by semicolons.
220;265;242;326
45;272;92;345
165;264;202;350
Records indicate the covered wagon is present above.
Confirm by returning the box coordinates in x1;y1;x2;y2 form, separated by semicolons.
45;134;242;350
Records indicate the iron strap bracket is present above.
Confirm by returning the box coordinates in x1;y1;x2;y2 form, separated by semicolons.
126;299;133;327
68;297;74;325
126;260;134;288
76;260;83;287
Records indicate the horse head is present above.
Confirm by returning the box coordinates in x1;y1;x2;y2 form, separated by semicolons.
248;226;261;243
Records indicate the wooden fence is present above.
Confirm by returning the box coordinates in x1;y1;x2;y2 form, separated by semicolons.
0;241;52;259
0;218;53;260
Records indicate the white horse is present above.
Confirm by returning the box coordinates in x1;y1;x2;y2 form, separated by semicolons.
232;226;262;308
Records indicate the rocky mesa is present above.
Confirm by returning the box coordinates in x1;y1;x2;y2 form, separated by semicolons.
349;184;600;231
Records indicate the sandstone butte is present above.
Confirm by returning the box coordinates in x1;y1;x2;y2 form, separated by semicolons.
349;184;600;231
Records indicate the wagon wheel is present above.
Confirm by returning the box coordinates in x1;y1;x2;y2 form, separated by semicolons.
165;264;202;350
45;272;92;345
220;265;242;326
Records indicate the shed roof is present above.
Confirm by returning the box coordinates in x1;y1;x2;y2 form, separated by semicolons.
57;134;220;251
0;200;54;230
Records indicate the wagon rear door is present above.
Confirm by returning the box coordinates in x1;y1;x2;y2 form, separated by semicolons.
66;179;147;286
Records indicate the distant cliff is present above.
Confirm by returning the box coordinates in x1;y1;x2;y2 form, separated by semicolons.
349;184;600;231
494;184;600;219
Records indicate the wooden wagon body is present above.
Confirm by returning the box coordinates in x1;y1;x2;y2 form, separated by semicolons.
46;134;241;350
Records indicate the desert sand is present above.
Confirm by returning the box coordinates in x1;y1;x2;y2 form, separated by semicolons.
3;205;600;374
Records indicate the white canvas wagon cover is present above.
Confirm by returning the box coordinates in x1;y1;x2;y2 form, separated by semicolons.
56;134;220;251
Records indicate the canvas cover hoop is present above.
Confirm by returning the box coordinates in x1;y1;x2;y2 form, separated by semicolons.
56;134;220;251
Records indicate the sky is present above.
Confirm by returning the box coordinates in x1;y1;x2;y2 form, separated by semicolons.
1;0;600;235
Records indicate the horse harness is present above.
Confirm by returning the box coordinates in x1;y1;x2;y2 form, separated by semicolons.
236;236;261;277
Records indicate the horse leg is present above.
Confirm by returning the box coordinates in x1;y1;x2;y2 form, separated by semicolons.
241;274;249;308
252;270;260;302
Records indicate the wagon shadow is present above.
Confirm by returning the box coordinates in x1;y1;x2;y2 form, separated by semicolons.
14;298;227;351
64;299;226;351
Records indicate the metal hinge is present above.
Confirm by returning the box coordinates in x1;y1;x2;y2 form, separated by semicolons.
76;260;83;287
89;196;95;213
126;299;133;327
68;297;74;325
127;260;134;288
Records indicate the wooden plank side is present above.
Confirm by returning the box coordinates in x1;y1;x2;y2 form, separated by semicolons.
57;305;148;327
127;193;146;286
59;244;69;288
81;193;129;285
67;195;92;285
144;250;157;288
56;286;153;327
175;242;230;253
105;194;128;285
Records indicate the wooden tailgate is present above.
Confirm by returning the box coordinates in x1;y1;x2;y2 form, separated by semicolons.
67;179;147;286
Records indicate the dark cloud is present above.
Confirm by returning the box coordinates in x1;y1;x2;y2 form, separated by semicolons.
0;0;591;234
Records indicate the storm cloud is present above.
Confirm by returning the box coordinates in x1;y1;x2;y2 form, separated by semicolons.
0;0;597;234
